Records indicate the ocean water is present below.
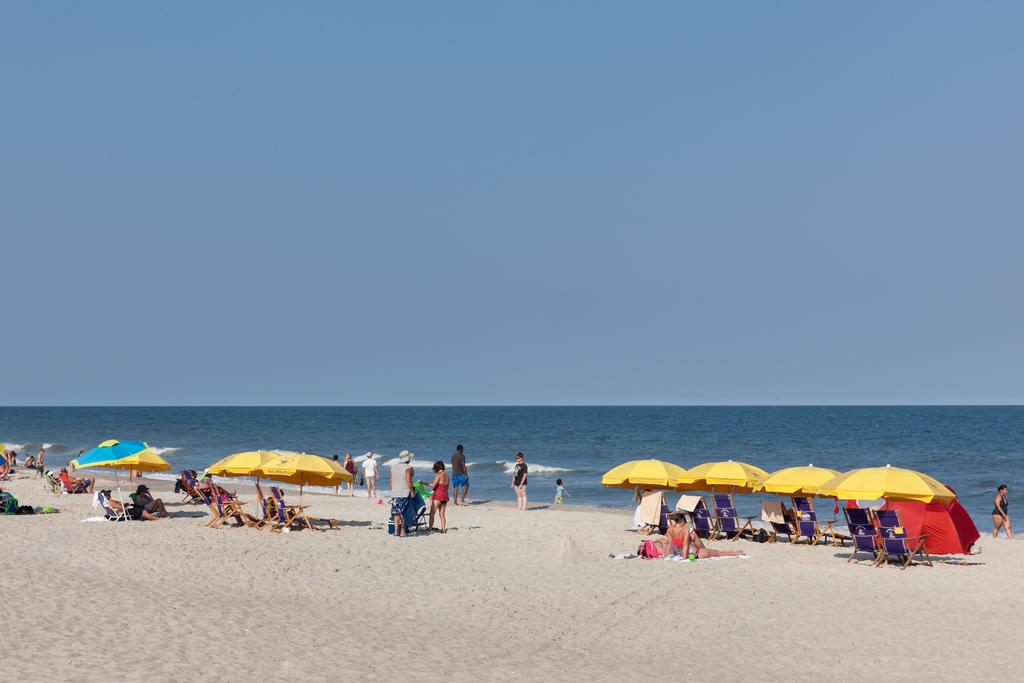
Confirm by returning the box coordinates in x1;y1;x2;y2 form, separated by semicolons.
1;406;1020;525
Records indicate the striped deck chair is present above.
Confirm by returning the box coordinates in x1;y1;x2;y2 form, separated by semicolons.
876;509;932;570
711;493;756;541
791;496;846;546
844;507;882;565
761;501;796;543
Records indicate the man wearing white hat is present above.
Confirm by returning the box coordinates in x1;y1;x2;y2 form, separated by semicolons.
391;450;414;497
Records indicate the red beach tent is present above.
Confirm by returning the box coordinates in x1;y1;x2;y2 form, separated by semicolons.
879;497;980;555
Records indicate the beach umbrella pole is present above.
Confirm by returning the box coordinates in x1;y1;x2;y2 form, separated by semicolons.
114;468;128;520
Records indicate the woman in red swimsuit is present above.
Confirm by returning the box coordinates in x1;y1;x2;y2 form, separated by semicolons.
422;461;450;533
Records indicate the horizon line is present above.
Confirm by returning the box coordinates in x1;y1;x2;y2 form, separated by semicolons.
1;403;1023;409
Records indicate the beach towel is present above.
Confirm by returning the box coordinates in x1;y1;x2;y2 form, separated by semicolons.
676;494;703;513
761;501;787;524
637;491;664;527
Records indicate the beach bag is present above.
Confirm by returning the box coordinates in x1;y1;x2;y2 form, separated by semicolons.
753;528;769;543
637;539;661;559
16;505;34;515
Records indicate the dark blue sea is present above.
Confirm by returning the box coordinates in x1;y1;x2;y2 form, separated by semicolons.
1;406;1019;524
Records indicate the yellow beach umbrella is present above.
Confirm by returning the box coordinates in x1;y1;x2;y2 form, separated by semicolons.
601;459;689;489
675;460;768;493
756;464;841;496
817;465;955;503
255;452;351;488
207;450;281;477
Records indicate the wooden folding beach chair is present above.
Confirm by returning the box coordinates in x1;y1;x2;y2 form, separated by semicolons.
711;493;756;541
179;470;207;505
761;501;796;543
266;486;314;532
876;509;932;570
791;496;847;546
843;507;882;565
680;495;717;539
207;491;263;529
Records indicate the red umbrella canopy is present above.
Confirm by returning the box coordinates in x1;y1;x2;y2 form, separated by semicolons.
880;498;980;555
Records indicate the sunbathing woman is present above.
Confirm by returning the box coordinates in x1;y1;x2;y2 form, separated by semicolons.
665;512;744;559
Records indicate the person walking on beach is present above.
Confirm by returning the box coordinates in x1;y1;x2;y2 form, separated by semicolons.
512;452;528;511
35;447;44;478
451;444;469;505
554;478;569;504
342;453;357;496
993;484;1012;538
362;453;378;499
422;460;449;532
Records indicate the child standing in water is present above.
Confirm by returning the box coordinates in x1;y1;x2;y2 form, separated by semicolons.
554;479;569;504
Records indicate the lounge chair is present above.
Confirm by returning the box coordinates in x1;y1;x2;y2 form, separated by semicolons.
843;507;882;565
266;486;314;532
97;492;139;522
44;471;62;494
680;495;717;539
388;493;426;536
761;501;796;543
876;509;932;570
791;496;847;546
636;491;669;535
206;492;262;529
59;471;90;494
179;470;207;505
711;493;756;541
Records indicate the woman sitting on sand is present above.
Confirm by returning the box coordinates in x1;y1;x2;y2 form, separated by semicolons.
102;492;163;521
660;513;743;559
134;484;170;519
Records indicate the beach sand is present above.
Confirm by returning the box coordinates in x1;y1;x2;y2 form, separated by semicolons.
1;473;1019;682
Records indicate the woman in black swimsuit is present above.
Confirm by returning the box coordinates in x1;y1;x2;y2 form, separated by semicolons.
992;485;1012;539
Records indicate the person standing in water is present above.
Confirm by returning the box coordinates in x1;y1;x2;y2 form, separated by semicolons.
511;452;528;511
451;444;469;505
993;484;1012;538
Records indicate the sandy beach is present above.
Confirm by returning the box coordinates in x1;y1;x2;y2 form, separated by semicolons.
2;472;1019;682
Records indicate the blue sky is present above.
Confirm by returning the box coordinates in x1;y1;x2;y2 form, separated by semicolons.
1;3;1021;405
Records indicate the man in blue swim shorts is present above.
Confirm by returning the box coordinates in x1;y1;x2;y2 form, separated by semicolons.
451;444;469;505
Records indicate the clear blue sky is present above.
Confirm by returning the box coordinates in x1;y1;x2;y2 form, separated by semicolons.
1;3;1021;405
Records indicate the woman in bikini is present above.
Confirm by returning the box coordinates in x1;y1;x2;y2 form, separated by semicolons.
661;513;744;559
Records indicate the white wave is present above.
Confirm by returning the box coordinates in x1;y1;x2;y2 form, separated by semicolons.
143;473;179;482
43;442;60;450
2;443;28;452
496;460;572;475
381;457;442;470
149;447;182;456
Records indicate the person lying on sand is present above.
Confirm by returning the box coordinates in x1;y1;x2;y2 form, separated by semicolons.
660;512;744;559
